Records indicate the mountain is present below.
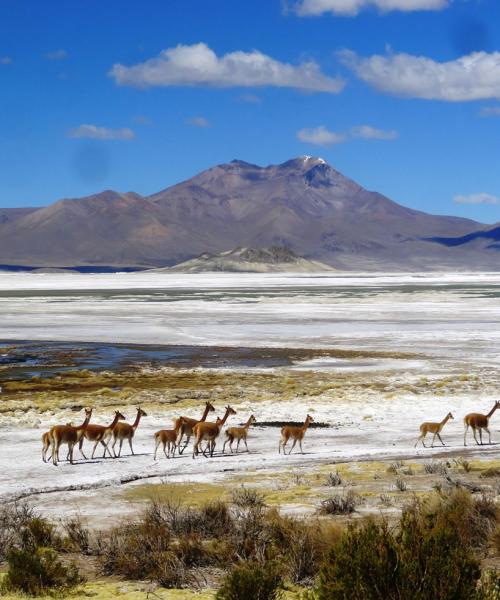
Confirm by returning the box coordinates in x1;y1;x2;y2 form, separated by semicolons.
162;246;334;273
0;207;38;225
0;156;496;271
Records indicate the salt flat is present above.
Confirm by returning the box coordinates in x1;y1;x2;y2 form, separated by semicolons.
1;271;500;521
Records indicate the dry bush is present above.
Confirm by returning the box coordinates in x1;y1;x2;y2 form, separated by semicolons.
62;514;92;555
394;477;407;492
481;467;500;479
231;487;266;509
324;471;343;487
424;461;448;475
318;491;360;515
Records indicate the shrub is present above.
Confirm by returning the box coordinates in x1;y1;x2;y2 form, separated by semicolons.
324;471;343;487
62;515;92;555
216;560;284;600
231;487;266;509
454;458;472;473
394;477;407;492
480;467;500;479
2;545;83;596
316;520;399;600
318;491;359;515
424;461;448;475
314;489;491;600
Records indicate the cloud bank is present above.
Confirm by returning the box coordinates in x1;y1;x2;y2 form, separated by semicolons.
454;193;500;205
297;124;398;145
339;49;500;101
294;0;449;16
109;42;344;93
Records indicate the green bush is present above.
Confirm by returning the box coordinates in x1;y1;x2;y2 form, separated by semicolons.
2;545;83;596
216;561;284;600
314;489;491;600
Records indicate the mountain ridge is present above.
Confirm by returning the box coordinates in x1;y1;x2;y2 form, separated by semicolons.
0;156;496;271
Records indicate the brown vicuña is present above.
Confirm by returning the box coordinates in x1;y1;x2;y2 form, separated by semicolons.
79;410;126;459
154;424;179;460
192;405;236;458
50;408;93;466
279;414;314;455
415;412;453;448
174;401;215;454
111;407;147;457
41;422;72;463
223;414;256;453
464;401;500;446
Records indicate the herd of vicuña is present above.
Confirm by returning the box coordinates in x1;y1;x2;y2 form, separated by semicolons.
41;400;500;466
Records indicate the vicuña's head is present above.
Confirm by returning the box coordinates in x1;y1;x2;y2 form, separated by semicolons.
306;414;314;423
206;401;216;412
495;401;500;409
226;405;237;416
115;410;126;421
137;407;147;417
447;412;454;420
85;407;93;417
249;414;257;424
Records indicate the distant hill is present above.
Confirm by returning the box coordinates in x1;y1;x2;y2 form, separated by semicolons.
0;156;497;271
162;246;334;273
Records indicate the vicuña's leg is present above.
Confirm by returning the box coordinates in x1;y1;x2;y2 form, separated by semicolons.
473;427;480;445
289;439;297;455
128;438;134;455
431;433;437;447
486;427;492;444
244;438;249;452
479;429;483;445
299;439;304;454
437;433;445;446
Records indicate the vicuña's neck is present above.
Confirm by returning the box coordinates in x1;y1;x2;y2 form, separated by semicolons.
200;405;211;422
488;404;499;418
244;416;253;429
77;412;91;430
109;413;120;428
132;411;142;429
441;414;451;426
302;418;311;432
220;410;231;427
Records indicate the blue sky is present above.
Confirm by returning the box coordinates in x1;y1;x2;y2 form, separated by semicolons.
1;0;500;224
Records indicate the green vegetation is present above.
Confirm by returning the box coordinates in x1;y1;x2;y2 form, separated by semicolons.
216;561;284;600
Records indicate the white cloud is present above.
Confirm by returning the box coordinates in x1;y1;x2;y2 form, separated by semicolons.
68;124;135;140
479;106;500;116
454;193;500;205
298;124;398;145
294;0;449;16
1;56;12;65
339;49;500;101
297;126;347;145
351;124;398;139
188;116;210;127
109;42;344;93
45;49;69;61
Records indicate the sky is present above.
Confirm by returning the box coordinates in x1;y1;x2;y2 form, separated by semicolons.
1;0;500;224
